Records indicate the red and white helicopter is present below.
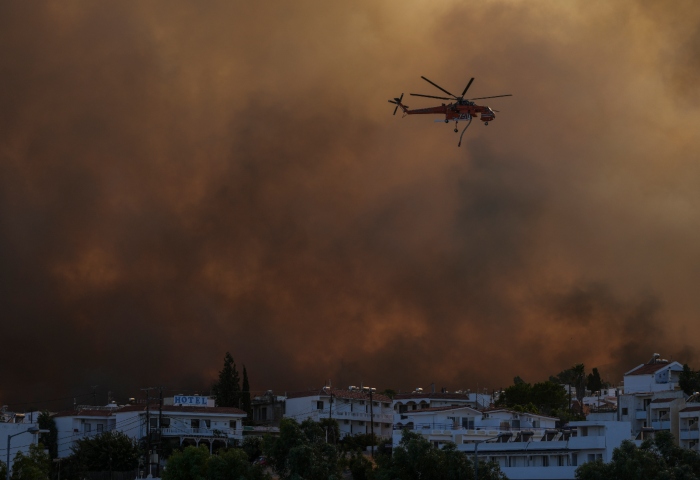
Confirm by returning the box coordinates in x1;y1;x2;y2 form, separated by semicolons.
389;76;512;146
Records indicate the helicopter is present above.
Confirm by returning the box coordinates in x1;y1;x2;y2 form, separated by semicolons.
388;76;512;146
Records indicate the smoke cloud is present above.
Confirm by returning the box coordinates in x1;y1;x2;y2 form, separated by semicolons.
2;0;700;408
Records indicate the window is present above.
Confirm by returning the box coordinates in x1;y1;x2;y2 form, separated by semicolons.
317;401;324;410
161;417;171;427
344;420;349;425
204;419;211;428
571;454;578;466
150;418;158;428
543;456;549;467
587;454;595;463
84;423;91;434
399;405;407;413
622;407;628;415
461;417;475;429
191;419;200;428
358;421;364;426
97;424;104;433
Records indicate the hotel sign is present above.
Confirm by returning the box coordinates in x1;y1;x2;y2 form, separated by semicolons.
174;395;210;406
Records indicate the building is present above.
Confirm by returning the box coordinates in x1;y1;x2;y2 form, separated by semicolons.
0;407;44;473
53;397;247;459
622;354;683;394
251;390;286;427
460;420;631;480
393;405;558;448
617;354;685;439
393;390;491;415
285;387;393;439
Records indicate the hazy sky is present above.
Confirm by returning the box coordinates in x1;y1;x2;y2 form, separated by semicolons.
2;0;700;408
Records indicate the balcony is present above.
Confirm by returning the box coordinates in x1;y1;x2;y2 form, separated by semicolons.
651;421;671;431
680;429;700;441
160;427;243;439
568;435;607;450
325;410;392;423
635;410;647;420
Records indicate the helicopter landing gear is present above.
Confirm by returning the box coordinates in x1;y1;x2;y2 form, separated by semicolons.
454;128;458;133
445;119;449;123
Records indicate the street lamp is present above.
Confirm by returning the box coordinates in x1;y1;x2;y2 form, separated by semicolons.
362;387;376;458
6;426;49;480
473;433;509;480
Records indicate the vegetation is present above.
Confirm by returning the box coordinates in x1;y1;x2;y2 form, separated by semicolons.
37;411;58;459
263;418;342;480
241;365;252;415
10;444;51;480
162;445;269;480
212;352;242;408
496;379;568;415
375;430;506;480
680;364;700;396
575;431;700;480
60;430;142;478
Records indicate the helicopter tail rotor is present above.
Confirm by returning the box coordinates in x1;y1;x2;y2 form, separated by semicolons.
388;93;408;115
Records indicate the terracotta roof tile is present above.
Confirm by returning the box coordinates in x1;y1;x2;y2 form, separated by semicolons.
394;393;479;400
287;389;391;403
626;362;674;376
399;405;479;414
680;406;700;413
54;405;246;417
651;397;678;404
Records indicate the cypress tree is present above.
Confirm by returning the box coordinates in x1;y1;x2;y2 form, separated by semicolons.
241;365;251;416
212;352;241;407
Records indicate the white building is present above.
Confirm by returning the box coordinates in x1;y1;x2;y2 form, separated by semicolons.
617;354;685;439
54;399;246;458
0;418;44;473
460;421;631;480
393;391;491;416
622;354;683;394
393;406;558;448
679;404;700;451
285;388;393;439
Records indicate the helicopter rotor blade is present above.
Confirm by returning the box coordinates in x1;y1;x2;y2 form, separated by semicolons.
420;76;457;98
467;94;513;100
460;78;475;97
410;93;453;100
393;104;399;115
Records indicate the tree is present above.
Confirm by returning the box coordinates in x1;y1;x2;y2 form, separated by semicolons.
10;444;51;480
375;430;506;480
587;368;604;394
241;365;252;416
242;436;264;462
680;364;700;396
530;381;569;415
380;389;397;399
37;411;58;460
162;445;210;480
572;364;587;414
575;431;700;480
212;352;242;408
207;448;269;480
264;418;342;480
496;381;532;408
67;430;142;476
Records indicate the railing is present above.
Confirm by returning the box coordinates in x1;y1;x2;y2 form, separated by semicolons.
319;410;393;422
393;424;548;433
160;427;244;437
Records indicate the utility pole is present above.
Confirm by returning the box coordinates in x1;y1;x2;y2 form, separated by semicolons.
363;386;375;458
141;387;153;478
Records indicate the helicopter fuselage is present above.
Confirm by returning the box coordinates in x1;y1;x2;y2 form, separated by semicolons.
405;102;495;123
